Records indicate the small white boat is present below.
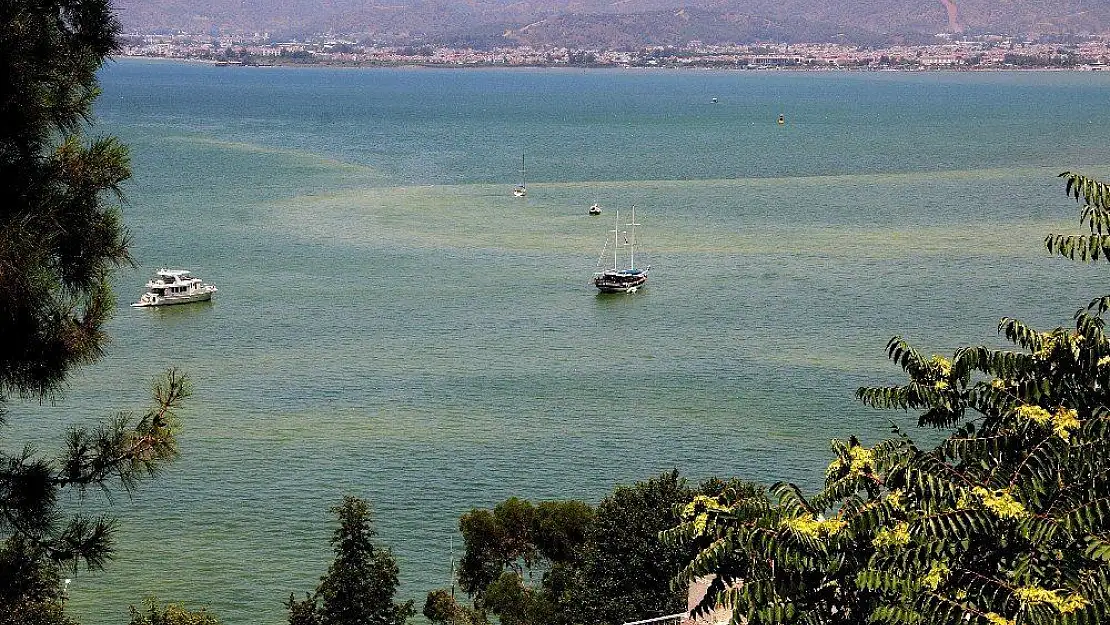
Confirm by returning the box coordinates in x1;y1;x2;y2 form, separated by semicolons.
131;268;217;307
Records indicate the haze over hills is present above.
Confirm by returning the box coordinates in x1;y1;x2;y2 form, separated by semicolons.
114;0;1110;46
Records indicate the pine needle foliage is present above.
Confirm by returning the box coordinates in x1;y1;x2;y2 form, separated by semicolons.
0;370;191;622
669;173;1110;625
1;4;194;620
1;0;132;402
286;496;415;625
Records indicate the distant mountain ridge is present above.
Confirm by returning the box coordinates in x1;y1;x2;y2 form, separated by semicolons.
114;0;1110;45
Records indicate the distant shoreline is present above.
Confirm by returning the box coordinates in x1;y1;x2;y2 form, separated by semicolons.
113;54;1107;73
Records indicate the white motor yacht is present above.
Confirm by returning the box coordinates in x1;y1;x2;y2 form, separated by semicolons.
132;268;217;307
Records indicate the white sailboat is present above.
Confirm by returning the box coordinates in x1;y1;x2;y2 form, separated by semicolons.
592;206;649;293
513;151;527;197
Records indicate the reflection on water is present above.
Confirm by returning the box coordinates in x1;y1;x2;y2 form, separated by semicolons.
593;289;651;302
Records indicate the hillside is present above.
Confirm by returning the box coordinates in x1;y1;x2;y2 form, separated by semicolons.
113;0;1110;45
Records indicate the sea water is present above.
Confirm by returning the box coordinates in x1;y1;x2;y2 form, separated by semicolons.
9;61;1110;624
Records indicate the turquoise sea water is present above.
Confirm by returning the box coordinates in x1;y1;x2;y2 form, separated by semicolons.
11;61;1110;623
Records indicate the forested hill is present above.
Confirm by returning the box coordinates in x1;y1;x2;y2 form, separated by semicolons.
115;0;1110;46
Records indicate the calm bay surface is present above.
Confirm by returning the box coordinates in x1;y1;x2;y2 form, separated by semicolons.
11;61;1110;623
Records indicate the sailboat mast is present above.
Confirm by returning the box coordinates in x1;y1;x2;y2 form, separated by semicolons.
612;209;620;270
628;205;639;270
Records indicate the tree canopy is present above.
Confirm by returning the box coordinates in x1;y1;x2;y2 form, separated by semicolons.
1;1;193;622
287;496;416;625
1;0;132;400
432;471;735;625
127;598;221;625
669;172;1110;625
570;471;703;625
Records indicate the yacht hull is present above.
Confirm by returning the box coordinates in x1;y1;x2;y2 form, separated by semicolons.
593;272;647;293
131;290;215;307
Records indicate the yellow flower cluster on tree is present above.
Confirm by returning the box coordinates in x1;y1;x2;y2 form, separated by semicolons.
872;521;911;549
782;513;846;539
961;487;1028;520
847;446;873;474
1051;407;1080;440
886;489;905;510
929;355;952;389
930;355;952;376
1034;332;1055;358
1016;404;1053;425
681;495;731;534
1060;594;1089;613
1015;404;1080;441
1015;586;1060;605
919;561;950;591
984;612;1015;625
827;444;874;479
1036;332;1084;359
1013;586;1089;613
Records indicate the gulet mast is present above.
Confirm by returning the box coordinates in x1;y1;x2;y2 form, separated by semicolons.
628;204;638;270
612;209;620;270
610;205;639;270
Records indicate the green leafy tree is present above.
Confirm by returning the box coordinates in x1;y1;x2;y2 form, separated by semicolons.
450;497;589;625
287;593;322;625
1;4;191;622
438;472;722;625
569;471;696;625
482;571;552;625
456;497;541;594
287;496;415;625
423;589;486;625
670;173;1110;625
127;598;221;625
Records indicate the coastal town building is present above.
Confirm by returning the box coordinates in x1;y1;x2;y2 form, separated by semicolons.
119;32;1110;70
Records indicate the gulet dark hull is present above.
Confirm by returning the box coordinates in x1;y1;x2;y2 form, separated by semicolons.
593;270;648;293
